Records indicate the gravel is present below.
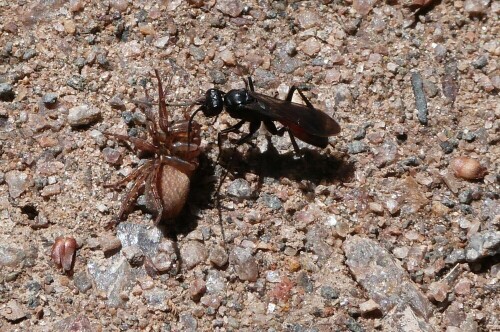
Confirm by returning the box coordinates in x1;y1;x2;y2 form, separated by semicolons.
1;1;498;331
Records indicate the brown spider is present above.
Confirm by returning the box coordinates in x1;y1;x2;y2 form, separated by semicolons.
104;70;201;225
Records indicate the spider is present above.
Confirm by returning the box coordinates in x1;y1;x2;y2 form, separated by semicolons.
104;70;201;225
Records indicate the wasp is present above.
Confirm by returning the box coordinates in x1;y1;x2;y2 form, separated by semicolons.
186;77;341;153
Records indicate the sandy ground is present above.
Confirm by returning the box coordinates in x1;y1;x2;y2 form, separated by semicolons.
0;0;498;331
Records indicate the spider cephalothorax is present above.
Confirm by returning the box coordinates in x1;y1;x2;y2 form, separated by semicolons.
104;70;201;225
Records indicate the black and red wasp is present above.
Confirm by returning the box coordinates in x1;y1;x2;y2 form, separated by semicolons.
185;77;341;153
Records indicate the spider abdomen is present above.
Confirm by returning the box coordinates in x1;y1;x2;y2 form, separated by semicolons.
145;165;191;221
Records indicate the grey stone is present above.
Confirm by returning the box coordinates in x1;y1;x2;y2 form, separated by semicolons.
464;0;491;15
465;231;500;262
348;141;368;154
227;178;252;199
206;270;226;294
116;222;163;257
22;49;36;60
320;286;339;300
343;236;432;321
143;287;170;311
445;249;466;265
42;93;58;106
73;271;93;293
0;83;14;101
67;75;86;91
260;193;281;210
5;170;29;198
87;257;132;308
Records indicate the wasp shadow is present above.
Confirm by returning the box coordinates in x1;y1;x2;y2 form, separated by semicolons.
217;142;355;184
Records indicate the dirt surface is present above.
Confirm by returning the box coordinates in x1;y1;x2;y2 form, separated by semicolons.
0;1;499;331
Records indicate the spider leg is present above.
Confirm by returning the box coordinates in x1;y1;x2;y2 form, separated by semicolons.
104;132;158;154
117;162;153;220
104;160;154;189
154;69;170;134
149;162;164;225
162;155;198;174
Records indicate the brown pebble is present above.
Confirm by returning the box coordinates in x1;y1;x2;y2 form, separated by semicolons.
41;184;62;197
138;24;155;36
451;157;487;180
63;19;76;35
190;278;207;301
427;281;449;302
359;299;383;318
100;234;122;255
286;257;301;272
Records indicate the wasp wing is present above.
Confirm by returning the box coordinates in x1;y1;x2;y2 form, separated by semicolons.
246;91;341;137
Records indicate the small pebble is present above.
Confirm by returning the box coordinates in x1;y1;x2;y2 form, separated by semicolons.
472;55;488;69
209;69;227;84
385;198;400;215
296;10;321;29
73;271;92;293
122;245;144;266
41;184;61;197
445;249;466;265
1;300;26;322
465;231;500;262
464;0;491;15
0;83;15;101
299;38;321;57
348;141;368;154
359;299;383;317
229;247;259;282
151;252;172;272
68;105;101;127
320;286;339;300
260;193;281;210
102;147;123;165
266;270;281;283
100;234;122;256
411;72;428;125
190;278;207;301
458;190;473;204
209;245;228;268
215;0;245;17
427;281;449;302
219;49;236;66
180;241;208;270
454;278;471;295
66;75;86;91
227;178;252;200
5;170;29;198
42;93;58;106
